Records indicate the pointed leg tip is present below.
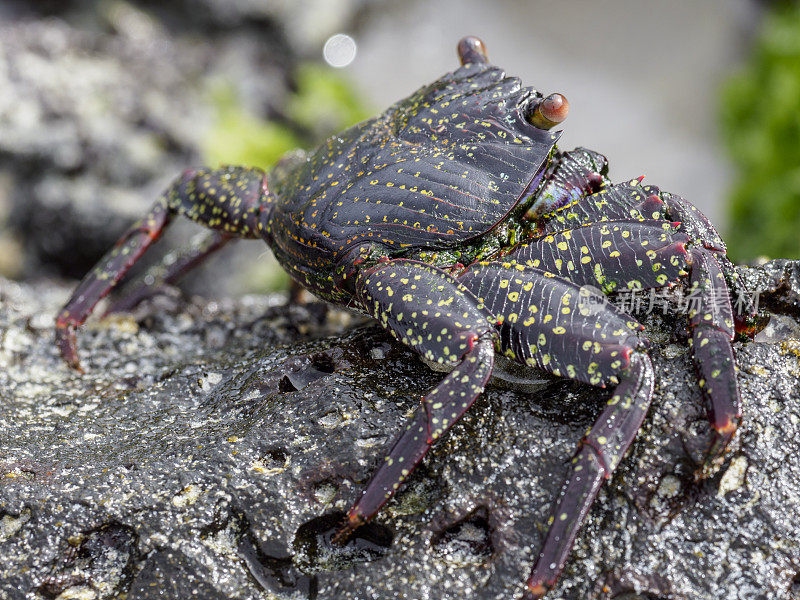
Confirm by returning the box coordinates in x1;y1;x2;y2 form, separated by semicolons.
701;417;740;471
62;349;85;373
331;510;365;546
524;581;550;599
55;323;84;372
714;417;739;437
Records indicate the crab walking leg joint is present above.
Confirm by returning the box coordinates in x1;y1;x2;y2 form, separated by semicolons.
104;230;233;315
56;166;265;370
334;259;497;539
57;36;758;598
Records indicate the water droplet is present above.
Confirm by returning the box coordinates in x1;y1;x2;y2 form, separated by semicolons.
323;34;357;68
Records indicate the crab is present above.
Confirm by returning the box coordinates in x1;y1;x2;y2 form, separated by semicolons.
55;36;757;598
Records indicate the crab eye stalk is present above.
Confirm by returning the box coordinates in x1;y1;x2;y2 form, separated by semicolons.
457;36;489;65
526;93;569;129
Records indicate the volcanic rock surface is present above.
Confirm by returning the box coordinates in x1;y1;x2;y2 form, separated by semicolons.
1;262;799;600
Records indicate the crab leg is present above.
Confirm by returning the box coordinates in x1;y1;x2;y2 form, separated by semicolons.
661;194;741;463
104;231;233;315
334;259;496;541
456;262;653;598
519;195;743;465
526;353;653;598
533;178;667;236
509;219;690;294
686;247;738;464
55;201;171;369
663;193;727;254
56;166;266;370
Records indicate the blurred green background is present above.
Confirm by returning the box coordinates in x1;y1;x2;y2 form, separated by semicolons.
205;63;370;170
720;1;800;262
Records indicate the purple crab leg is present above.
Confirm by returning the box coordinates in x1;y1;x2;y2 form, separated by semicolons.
532;177;665;236
456;262;654;598
662;194;742;463
334;259;496;542
686;247;738;464
509;218;690;294
526;353;654;598
56;166;266;370
663;192;726;254
519;184;743;465
105;231;233;315
55;201;171;370
457;261;646;383
663;192;757;329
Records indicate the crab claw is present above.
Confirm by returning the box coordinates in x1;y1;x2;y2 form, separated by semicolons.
457;35;489;65
527;93;569;130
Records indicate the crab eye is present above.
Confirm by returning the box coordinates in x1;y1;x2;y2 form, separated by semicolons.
526;93;569;129
457;36;489;65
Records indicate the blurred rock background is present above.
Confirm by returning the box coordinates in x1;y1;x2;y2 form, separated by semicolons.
1;0;798;296
0;0;371;294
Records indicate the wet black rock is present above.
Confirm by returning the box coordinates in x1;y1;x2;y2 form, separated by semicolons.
739;259;800;318
0;269;799;600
